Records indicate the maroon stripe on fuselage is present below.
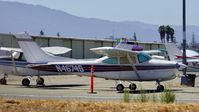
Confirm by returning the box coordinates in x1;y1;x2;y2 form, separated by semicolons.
29;64;177;72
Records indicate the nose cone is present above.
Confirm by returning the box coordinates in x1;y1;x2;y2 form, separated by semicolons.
176;63;187;70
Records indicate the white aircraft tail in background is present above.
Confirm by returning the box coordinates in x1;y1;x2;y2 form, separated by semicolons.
165;43;199;72
165;43;182;61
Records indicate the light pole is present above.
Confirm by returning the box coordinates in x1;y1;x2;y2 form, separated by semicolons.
182;0;187;75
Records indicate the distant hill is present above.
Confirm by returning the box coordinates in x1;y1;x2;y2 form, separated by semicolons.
0;1;199;43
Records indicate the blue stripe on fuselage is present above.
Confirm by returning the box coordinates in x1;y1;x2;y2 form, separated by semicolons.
0;60;28;68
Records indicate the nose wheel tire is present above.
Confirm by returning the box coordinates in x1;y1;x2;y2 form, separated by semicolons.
157;85;164;92
116;84;124;92
22;78;30;86
129;83;137;90
36;77;44;85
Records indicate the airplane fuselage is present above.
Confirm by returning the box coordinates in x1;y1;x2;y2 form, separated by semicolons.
0;53;181;82
27;58;179;82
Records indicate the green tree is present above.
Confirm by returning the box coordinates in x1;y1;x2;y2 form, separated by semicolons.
165;25;171;42
57;32;60;37
133;32;137;41
158;25;165;43
170;28;175;42
190;32;196;48
40;30;44;36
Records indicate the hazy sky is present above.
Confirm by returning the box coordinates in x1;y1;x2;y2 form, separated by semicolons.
2;0;199;26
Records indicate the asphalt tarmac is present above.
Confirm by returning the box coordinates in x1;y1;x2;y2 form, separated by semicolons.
1;74;199;103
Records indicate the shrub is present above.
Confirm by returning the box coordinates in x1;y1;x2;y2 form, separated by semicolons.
160;87;175;103
123;90;130;103
134;87;150;102
151;93;158;102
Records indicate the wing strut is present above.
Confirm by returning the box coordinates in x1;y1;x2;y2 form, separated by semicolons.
10;50;19;75
126;53;141;81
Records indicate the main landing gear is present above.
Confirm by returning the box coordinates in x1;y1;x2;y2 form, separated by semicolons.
0;74;8;85
116;84;124;91
115;81;164;92
36;76;44;86
22;78;30;86
21;76;45;86
116;82;137;92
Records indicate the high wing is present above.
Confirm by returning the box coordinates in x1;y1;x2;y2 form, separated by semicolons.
91;46;163;55
0;46;71;55
141;50;162;55
90;47;139;58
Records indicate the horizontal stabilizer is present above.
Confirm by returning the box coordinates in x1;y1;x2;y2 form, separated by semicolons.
0;46;71;55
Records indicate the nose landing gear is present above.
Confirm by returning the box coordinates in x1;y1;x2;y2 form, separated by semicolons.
156;81;164;92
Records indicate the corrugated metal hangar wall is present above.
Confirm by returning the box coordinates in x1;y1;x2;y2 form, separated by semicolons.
0;33;164;59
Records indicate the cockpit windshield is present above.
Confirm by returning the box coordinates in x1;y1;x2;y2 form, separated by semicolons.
137;52;151;63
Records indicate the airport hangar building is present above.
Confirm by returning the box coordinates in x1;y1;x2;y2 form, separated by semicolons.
0;33;164;59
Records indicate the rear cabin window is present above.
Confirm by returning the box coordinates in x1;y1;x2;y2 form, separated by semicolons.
137;53;151;63
119;55;136;64
120;57;130;64
103;55;137;65
103;57;118;64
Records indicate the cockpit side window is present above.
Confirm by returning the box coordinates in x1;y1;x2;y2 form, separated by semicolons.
137;53;151;63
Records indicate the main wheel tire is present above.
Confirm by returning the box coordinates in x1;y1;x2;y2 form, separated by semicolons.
116;84;124;92
157;85;164;92
0;78;7;85
22;78;30;86
129;83;137;90
36;77;44;85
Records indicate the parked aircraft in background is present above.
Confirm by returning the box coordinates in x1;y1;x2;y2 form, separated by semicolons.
165;43;199;72
12;32;186;92
0;46;71;85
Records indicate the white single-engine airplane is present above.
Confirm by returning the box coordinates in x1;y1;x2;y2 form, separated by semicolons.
0;45;71;85
12;33;186;92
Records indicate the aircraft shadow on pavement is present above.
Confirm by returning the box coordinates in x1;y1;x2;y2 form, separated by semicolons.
20;84;88;90
176;91;199;94
117;89;182;94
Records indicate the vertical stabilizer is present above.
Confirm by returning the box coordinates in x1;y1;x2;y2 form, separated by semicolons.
165;43;182;61
15;33;58;63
